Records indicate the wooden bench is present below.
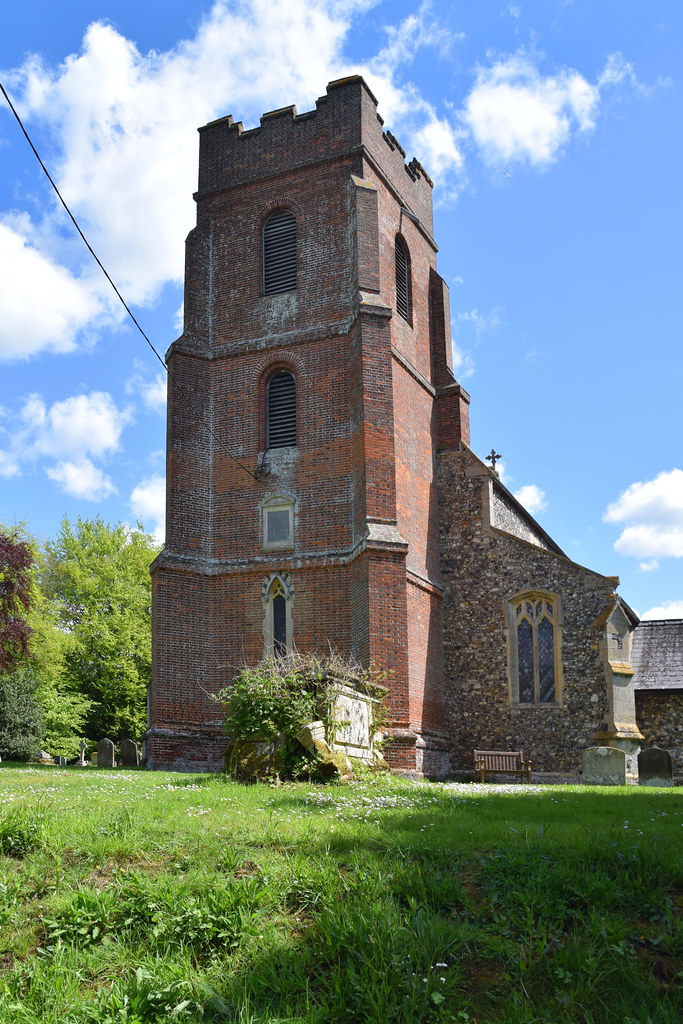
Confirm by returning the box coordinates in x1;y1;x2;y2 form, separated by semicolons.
474;750;532;783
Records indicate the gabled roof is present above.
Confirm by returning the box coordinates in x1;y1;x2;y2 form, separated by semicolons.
632;619;683;691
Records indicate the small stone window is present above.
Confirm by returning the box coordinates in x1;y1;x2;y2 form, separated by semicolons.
395;234;412;323
263;209;297;295
262;495;294;550
267;370;296;449
508;592;562;704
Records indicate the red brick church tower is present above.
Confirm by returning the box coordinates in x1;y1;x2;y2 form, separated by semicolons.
147;77;471;773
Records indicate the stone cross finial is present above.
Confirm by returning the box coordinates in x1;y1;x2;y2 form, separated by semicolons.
486;449;502;476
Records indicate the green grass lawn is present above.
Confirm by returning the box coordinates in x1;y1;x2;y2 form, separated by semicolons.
0;764;681;1024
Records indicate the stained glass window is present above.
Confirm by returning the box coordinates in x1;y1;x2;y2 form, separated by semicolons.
517;620;534;703
267;577;290;658
512;594;559;704
273;593;287;657
538;618;555;703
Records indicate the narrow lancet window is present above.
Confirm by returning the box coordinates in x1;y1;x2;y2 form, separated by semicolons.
395;235;412;323
263;209;297;295
267;371;296;449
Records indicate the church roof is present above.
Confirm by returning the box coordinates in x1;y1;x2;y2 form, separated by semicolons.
631;619;683;691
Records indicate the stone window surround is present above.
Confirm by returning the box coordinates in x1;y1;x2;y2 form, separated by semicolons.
262;571;294;656
506;589;564;707
261;492;297;551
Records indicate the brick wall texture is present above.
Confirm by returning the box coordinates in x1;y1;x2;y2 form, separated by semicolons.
148;76;673;777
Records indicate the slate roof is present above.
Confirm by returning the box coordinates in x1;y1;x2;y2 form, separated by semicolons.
631;620;683;691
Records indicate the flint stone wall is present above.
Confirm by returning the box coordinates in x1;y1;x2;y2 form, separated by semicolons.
490;488;553;550
439;449;618;774
636;691;683;775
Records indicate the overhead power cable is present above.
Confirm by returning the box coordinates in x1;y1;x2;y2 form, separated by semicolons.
0;79;258;482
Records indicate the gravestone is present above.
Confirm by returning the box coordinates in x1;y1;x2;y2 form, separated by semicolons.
76;740;87;767
97;737;115;769
120;739;140;767
53;756;67;767
582;746;626;786
90;752;98;766
638;746;673;788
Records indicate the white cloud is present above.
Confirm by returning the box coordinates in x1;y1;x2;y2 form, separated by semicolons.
639;559;659;572
597;52;640;90
463;50;599;167
0;390;131;495
451;342;475;380
457;306;502;338
35;392;131;459
640;600;683;621
514;483;547;515
0;451;20;478
0;220;103;360
1;4;640;369
412;118;464;179
46;458;117;501
130;474;165;543
126;368;167;413
604;469;683;559
2;1;469;362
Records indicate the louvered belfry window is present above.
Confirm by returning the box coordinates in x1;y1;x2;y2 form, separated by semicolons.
263;209;297;295
267;371;296;449
395;235;411;323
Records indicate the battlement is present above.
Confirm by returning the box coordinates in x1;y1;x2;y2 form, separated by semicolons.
197;76;434;234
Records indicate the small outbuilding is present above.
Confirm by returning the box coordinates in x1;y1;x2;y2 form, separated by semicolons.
633;619;683;776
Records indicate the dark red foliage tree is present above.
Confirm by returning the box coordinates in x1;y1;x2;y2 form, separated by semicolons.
0;532;33;673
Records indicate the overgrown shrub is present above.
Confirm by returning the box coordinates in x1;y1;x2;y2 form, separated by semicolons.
214;651;387;780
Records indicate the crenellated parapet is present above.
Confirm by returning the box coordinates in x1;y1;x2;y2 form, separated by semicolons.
196;75;434;236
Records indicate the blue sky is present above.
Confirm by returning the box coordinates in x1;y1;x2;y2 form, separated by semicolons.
0;0;681;619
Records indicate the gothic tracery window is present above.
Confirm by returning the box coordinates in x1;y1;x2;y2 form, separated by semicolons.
510;593;561;704
263;573;293;658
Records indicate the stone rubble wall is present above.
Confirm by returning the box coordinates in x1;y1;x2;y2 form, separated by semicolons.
438;449;617;774
636;690;683;773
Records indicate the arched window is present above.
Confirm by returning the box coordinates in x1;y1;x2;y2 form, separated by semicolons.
267;370;296;449
263;573;293;658
509;593;562;704
263;209;297;295
395;235;412;323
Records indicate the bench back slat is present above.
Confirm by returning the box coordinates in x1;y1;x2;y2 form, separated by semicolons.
474;749;525;771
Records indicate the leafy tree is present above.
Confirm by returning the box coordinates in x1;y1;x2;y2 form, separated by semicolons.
0;664;44;760
0;529;33;672
26;556;92;759
42;517;160;742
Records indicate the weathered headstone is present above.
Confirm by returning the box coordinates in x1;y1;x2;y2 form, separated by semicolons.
53;756;67;767
582;745;626;786
120;739;140;767
97;737;115;769
638;746;673;787
90;752;98;766
76;739;87;767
